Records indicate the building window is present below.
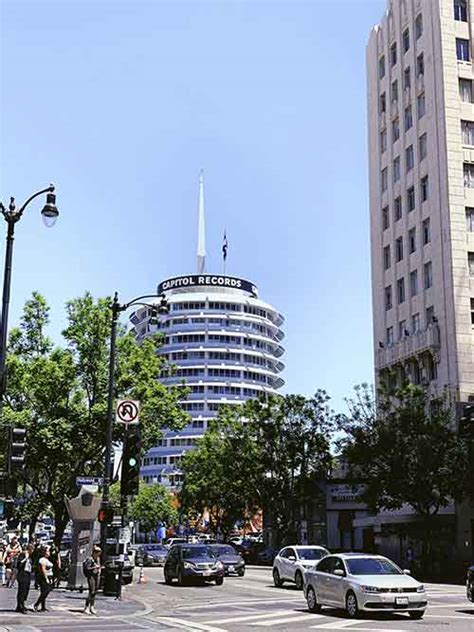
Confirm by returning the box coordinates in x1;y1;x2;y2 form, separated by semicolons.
415;13;423;39
391;79;398;102
403;28;410;53
422;218;431;245
390;42;397;66
380;129;387;153
426;305;434;326
405;105;413;130
379;55;385;79
419;132;427;160
454;0;468;22
408;227;416;253
380;92;387;113
457;38;470;61
407;185;416;211
383;245;391;270
392;118;400;142
469;252;474;276
462;120;474;145
471;297;474;325
385;285;393;310
410;269;419;296
412;312;421;333
460;78;473;102
404;67;411;90
394;196;402;221
406;145;414;171
397;277;406;304
386;326;394;344
417;53;424;76
464;163;474;187
417;93;426;118
393;156;401;182
396;236;404;262
420;175;429;201
398;320;407;340
466;207;474;231
424;261;433;288
382;205;390;230
381;168;388;192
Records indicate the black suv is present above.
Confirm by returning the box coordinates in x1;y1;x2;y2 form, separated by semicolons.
164;544;225;586
467;564;474;602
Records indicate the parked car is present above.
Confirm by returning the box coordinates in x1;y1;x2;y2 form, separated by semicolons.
198;534;217;543
467;563;474;602
208;544;245;576
256;546;278;566
140;544;168;567
273;545;329;590
304;553;427;619
234;539;265;564
164;544;225;586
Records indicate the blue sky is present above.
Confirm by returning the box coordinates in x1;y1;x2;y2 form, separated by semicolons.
0;0;385;411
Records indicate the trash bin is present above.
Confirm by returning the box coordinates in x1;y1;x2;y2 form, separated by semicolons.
103;566;121;596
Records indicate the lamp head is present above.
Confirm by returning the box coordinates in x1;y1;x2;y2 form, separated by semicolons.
41;192;59;227
158;294;169;315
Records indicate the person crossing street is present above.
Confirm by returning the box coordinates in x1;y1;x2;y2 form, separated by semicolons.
82;546;101;615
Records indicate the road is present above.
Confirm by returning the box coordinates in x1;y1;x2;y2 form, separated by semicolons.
130;565;472;632
0;566;471;631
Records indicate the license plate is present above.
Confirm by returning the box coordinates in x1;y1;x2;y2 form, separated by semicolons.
203;570;212;576
395;596;409;605
228;566;235;572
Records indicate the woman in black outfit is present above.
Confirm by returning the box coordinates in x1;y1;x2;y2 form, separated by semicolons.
16;544;34;613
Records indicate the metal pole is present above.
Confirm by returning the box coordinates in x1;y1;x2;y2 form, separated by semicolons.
0;220;15;406
100;292;120;553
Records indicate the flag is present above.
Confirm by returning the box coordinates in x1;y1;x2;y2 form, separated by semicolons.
222;231;228;261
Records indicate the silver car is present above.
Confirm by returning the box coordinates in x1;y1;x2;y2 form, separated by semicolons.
273;545;329;590
304;553;427;619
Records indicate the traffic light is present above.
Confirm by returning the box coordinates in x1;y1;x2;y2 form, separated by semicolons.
121;426;141;497
98;503;114;525
8;426;26;472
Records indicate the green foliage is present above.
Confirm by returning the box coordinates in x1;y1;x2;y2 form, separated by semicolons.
3;292;189;541
129;483;177;536
338;383;469;517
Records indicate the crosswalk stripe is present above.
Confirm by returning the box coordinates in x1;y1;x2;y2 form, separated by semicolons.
206;610;300;624
253;613;323;626
153;616;227;632
312;628;410;632
310;621;365;629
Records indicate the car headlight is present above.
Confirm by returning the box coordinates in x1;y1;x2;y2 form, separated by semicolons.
361;585;386;593
417;584;425;593
216;561;224;570
183;562;195;569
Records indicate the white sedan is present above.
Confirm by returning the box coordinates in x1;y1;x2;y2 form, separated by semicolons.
304;553;427;619
272;545;329;590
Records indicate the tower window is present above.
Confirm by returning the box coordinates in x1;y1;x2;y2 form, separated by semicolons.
407;186;416;211
417;53;424;76
415;14;423;39
390;42;397;66
385;285;393;310
462;120;474;145
379;55;386;79
410;270;418;296
460;78;473;102
422;218;431;245
397;278;406;304
466;207;474;231
454;0;468;22
420;175;429;201
394;196;402;221
404;67;411;89
464;163;474;188
469;252;474;276
382;206;390;230
406;145;414;171
419;133;427;160
383;245;391;270
457;38;470;62
408;227;416;253
424;261;433;288
395;236;404;262
403;28;410;53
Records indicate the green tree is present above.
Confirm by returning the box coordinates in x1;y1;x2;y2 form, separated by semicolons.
3;292;188;542
129;483;177;541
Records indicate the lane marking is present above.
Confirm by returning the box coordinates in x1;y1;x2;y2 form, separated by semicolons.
175;597;304;610
428;602;472;608
153;616;227;632
206;610;302;624
424;613;474;619
253;613;323;626
312;628;410;632
310;622;367;629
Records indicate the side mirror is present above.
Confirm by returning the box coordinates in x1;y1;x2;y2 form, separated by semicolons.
288;555;296;562
402;569;411;575
333;569;345;577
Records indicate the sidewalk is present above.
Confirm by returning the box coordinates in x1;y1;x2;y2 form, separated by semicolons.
0;580;149;626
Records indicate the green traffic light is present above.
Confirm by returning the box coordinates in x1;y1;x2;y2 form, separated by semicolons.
129;457;137;467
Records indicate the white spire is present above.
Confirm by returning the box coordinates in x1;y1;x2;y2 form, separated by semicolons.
197;169;206;274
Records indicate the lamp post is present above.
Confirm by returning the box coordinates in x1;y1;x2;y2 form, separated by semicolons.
0;185;59;403
100;291;169;553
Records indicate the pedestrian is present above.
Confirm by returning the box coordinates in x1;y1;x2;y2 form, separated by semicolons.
31;540;41;590
49;543;62;588
5;536;22;588
0;542;6;586
33;546;53;612
16;544;33;614
82;546;101;615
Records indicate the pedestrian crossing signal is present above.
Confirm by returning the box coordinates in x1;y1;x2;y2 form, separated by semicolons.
98;504;114;525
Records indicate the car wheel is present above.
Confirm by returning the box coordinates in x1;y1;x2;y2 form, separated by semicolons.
294;570;304;591
409;611;425;619
237;568;245;577
164;570;173;585
273;568;283;587
345;591;359;618
306;586;321;613
215;577;224;586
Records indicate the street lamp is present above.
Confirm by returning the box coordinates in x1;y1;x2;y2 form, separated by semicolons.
100;291;169;552
0;184;58;401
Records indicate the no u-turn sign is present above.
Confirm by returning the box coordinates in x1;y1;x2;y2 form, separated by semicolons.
116;399;140;424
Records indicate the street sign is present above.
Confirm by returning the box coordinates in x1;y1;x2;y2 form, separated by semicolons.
76;476;103;487
116;399;140;424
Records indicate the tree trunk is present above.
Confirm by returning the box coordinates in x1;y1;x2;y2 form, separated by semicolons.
28;513;40;541
53;502;70;547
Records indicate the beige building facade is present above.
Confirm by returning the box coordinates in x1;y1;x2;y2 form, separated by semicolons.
367;0;474;562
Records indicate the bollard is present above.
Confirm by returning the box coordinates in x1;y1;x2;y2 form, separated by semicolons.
137;565;147;584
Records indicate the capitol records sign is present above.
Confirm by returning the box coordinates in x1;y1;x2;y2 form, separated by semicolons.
158;275;258;297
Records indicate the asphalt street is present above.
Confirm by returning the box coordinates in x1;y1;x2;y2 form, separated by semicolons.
0;566;471;631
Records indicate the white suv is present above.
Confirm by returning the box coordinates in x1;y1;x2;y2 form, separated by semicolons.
272;545;329;590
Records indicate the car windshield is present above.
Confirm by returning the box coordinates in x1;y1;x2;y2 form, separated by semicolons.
297;548;327;560
210;545;235;555
346;558;402;575
182;546;212;559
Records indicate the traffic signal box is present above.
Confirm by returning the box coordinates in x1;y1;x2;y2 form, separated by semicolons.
8;427;26;472
121;426;141;497
98;503;114;525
